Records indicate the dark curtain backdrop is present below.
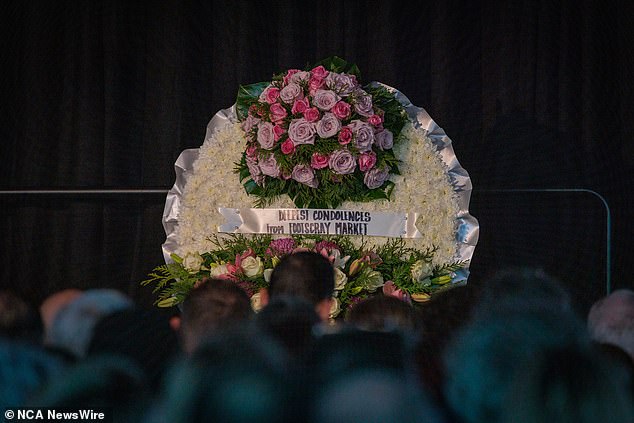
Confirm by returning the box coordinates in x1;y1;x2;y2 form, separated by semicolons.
2;1;633;313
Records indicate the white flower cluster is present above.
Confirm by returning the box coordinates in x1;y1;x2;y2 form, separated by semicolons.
174;120;458;265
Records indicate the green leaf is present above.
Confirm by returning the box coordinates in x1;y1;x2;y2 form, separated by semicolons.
243;179;262;195
236;82;269;120
312;56;361;77
157;297;179;308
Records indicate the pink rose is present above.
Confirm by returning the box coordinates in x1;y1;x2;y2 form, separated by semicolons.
352;88;374;117
328;149;356;175
368;114;383;127
358;151;377;171
313;89;340;111
325;73;358;96
269;103;288;123
308;76;325;93
281;139;295;155
292;164;319;188
289;70;310;84
311;152;330;169
259;153;280;178
241;114;260;133
349;120;375;152
273;124;286;141
332;100;352;120
283;69;301;85
316;112;342;139
259;85;280;104
363;166;390;189
256;122;275;150
288;118;316;146
291;97;310;115
338;126;353;145
246;144;258;158
374;129;394;150
303;107;320;123
279;82;303;104
310;65;329;80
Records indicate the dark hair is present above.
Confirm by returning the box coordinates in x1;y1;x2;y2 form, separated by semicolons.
28;355;149;420
180;278;253;353
345;294;419;333
0;290;42;342
269;252;334;305
500;345;634;423
0;338;65;406
443;308;588;423
254;295;321;362
474;266;573;319
87;308;180;393
157;328;296;423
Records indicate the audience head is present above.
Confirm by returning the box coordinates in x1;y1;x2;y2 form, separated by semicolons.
87;307;180;393
45;289;133;359
28;355;150;421
152;327;295;423
0;338;64;406
474;266;573;319
443;304;588;423
267;251;335;321
253;295;321;364
499;345;634;423
179;277;253;354
310;368;446;423
0;290;42;342
587;288;634;362
345;294;419;333
39;289;83;341
414;283;477;404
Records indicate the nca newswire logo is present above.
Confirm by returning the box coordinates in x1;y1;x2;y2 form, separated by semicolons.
4;408;110;422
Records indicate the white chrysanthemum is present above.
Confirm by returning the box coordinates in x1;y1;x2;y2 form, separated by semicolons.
174;121;459;266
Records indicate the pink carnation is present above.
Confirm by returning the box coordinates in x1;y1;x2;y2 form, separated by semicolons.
266;238;297;256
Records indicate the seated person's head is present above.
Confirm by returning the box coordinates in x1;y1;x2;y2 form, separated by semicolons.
266;251;335;322
254;295;321;362
588;289;634;363
179;277;253;354
45;289;133;359
0;290;42;342
345;294;420;333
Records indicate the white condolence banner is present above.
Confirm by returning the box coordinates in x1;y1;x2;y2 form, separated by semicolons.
218;208;422;238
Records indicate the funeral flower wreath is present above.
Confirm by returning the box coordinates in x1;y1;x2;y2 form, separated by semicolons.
143;57;479;317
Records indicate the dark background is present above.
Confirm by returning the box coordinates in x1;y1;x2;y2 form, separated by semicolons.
2;1;632;317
